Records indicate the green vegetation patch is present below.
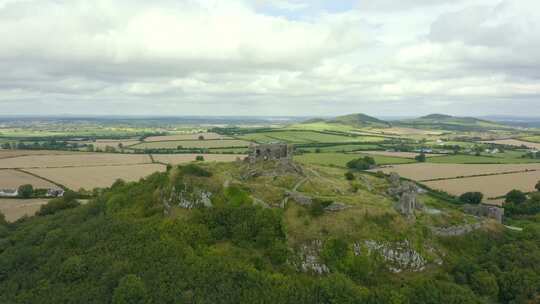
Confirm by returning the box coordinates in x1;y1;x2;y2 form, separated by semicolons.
428;153;540;164
295;152;415;167
240;130;386;144
131;139;251;150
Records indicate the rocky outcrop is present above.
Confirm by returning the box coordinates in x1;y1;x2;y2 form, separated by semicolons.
324;202;350;212
285;191;313;206
432;222;483;236
164;183;214;210
356;240;427;273
298;240;329;275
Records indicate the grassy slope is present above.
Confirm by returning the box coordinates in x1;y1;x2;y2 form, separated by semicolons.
428;152;540;164
295;152;415;167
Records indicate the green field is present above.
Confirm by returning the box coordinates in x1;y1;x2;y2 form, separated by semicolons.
131;139;251;149
521;135;540;143
287;121;356;132
295;152;415;167
299;144;382;153
239;130;386;144
428;152;540;164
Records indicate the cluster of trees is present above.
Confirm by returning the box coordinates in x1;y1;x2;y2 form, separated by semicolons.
0;165;539;303
346;156;376;170
503;183;540;218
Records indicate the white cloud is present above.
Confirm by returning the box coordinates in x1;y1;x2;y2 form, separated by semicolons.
0;0;539;116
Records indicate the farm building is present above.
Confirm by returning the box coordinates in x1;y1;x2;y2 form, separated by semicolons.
0;189;18;197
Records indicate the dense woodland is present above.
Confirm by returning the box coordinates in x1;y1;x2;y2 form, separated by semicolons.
1;164;539;303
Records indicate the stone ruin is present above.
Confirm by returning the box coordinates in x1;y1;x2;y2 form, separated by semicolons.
464;204;504;223
387;172;424;217
247;143;293;164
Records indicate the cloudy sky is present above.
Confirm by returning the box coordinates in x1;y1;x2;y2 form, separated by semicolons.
0;0;539;116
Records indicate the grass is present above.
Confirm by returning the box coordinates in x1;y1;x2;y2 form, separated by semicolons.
239;130;386;144
131;139;251;149
521;135;540;143
287;122;356;132
295;152;415;167
428;152;540;164
299;144;382;153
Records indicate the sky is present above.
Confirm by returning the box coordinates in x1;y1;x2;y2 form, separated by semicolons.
0;0;539;117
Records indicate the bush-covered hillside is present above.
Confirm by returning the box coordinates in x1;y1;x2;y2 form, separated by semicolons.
0;162;539;303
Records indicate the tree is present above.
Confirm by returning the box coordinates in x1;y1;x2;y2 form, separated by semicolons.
344;172;355;181
198;135;205;140
459;192;484;205
415;153;427;162
505;189;527;204
112;274;149;304
346;156;376;170
196;155;205;161
470;271;499;298
0;211;7;226
535;180;540;192
18;184;33;198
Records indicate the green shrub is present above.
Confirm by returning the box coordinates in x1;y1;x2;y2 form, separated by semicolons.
344;172;355;181
310;199;332;217
505;189;527;204
18;184;33;198
112;275;148;304
415;153;427;162
181;164;212;177
459;192;483;205
37;197;80;216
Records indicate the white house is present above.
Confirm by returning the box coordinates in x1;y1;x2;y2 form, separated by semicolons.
0;189;19;197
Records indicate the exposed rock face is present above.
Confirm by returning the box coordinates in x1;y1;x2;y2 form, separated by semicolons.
164;183;214;209
241;159;304;180
178;189;213;209
285;191;313;206
464;204;504;223
298;240;329;275
389;172;401;187
358;175;373;192
356;240;427;273
324;202;350;212
432;222;483;236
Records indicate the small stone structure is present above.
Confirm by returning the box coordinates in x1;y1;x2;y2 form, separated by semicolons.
387;172;424;217
464;204;504;223
247;143;293;163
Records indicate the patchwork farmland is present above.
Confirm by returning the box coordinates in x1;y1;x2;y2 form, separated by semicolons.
0;169;60;189
131;139;251;150
153;154;245;165
26;164;167;190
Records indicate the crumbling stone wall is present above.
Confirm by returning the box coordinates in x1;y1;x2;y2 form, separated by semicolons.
464;204;504;223
247;143;293;163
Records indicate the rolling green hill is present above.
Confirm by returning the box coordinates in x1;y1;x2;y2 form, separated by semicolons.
397;114;513;131
330;113;391;128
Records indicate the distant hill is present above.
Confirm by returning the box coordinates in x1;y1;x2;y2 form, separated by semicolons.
397;113;513;131
300;113;391;129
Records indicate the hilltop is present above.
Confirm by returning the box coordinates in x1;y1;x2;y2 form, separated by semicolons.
1;159;538;303
297;113;390;131
330;113;391;128
397;113;513;131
